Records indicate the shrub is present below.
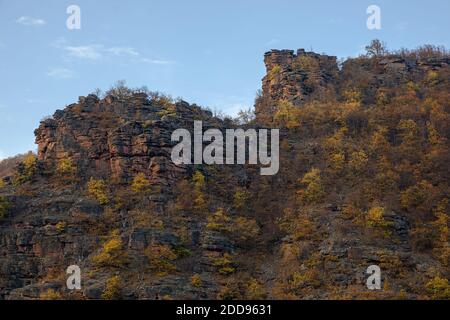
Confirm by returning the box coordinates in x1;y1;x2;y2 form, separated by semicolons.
246;278;267;299
274;100;301;129
55;221;67;233
0;196;10;220
40;289;62;300
233;187;250;210
426;277;450;300
233;216;260;242
192;171;208;214
93;230;127;268
131;172;151;194
145;244;178;275
297;168;325;204
213;253;236;275
190;274;203;288
87;177;109;205
348;150;368;173
56;159;76;176
366;206;391;228
207;208;231;232
102;276;121;300
13;153;37;185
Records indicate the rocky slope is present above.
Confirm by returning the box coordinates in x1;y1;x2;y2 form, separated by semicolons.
0;46;449;300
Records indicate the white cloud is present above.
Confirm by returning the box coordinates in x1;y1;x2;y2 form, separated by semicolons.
53;38;174;64
108;47;139;57
16;16;46;26
65;45;103;60
46;68;75;79
141;58;175;65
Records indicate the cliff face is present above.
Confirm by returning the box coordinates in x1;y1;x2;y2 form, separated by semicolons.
1;47;449;300
35;94;218;185
257;48;450;119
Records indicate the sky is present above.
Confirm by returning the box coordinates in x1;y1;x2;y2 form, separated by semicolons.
0;0;449;159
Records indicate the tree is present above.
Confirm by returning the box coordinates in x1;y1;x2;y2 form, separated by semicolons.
87;177;109;205
365;39;388;57
297;168;325;204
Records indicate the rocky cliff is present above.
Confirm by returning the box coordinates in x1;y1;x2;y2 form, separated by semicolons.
0;46;449;300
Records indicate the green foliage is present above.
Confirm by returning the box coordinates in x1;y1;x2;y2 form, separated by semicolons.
102;276;122;300
131;172;151;194
87;177;109;205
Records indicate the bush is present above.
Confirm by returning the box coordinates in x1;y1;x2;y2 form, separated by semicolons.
87;177;109;205
56;159;76;176
426;277;450;300
131;173;151;194
207;208;231;232
233;187;250;210
13;153;37;186
233;216;260;242
297;168;325;204
366;206;391;228
0;196;10;220
93;230;128;268
190;274;203;288
246;278;267;299
40;289;62;300
213;253;236;275
145;244;178;275
102;276;121;300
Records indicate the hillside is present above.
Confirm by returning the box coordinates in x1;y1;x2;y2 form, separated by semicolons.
0;42;449;300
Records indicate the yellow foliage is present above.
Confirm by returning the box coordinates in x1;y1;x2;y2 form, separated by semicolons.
207;208;231;232
145;244;178;275
274;99;301;129
93;230;127;268
328;152;345;173
233;216;260;241
233;187;249;210
131;172;151;194
13;153;37;185
57;159;76;175
213;253;236;275
366;206;391;228
426;277;450;300
40;289;62;300
348;150;368;173
102;276;121;300
190;274;203;288
87;177;109;205
246;278;267;299
297;168;325;204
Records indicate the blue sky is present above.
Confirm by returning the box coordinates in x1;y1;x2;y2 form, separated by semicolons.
0;0;449;159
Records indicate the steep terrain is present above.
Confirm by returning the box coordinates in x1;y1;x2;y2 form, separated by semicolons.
0;45;449;300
